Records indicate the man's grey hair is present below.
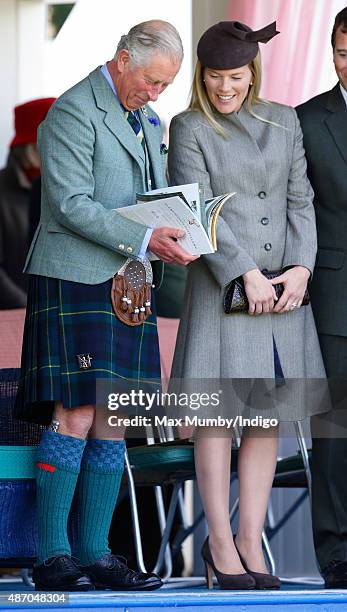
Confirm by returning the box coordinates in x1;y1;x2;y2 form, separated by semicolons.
115;20;184;67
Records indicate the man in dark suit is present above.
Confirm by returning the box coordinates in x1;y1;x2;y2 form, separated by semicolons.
296;6;347;588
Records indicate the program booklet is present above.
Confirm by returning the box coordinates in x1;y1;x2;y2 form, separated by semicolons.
116;183;236;256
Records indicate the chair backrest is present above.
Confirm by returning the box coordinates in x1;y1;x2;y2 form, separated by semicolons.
0;368;40;565
0;368;80;566
0;368;45;446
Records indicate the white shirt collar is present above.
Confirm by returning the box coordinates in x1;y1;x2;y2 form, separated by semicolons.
339;83;347;107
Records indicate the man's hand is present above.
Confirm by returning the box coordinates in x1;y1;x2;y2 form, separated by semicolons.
272;266;310;313
149;227;199;266
242;269;278;315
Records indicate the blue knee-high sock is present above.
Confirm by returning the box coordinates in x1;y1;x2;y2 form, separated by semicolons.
36;430;86;564
77;439;125;566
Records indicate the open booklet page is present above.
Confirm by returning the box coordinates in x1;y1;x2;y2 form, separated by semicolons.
117;195;213;256
145;184;236;247
145;183;204;222
115;183;236;256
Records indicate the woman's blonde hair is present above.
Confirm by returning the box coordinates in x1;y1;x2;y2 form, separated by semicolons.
189;53;272;137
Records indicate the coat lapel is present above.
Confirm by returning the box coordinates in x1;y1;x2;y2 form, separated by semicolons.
230;105;268;181
88;68;145;166
324;84;347;167
139;107;164;189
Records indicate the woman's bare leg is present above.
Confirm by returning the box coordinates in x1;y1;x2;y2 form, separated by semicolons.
235;426;279;572
194;428;244;573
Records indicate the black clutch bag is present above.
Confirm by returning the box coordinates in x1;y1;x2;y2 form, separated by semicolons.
223;270;310;314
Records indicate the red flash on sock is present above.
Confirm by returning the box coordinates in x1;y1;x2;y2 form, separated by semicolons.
37;462;56;473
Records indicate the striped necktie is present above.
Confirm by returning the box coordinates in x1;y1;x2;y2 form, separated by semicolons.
125;111;145;149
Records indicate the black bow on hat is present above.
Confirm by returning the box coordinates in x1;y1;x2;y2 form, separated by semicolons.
221;21;278;43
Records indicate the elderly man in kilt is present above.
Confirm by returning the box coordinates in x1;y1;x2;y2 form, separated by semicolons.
15;20;195;592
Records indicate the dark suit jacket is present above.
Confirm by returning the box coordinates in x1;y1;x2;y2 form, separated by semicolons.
297;84;347;336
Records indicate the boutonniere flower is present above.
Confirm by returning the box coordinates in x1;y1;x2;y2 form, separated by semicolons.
160;143;168;155
141;106;160;126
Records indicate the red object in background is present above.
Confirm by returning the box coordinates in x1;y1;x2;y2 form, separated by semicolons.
37;462;56;473
10;97;56;147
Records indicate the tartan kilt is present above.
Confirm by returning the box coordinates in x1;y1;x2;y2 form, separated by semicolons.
15;275;161;425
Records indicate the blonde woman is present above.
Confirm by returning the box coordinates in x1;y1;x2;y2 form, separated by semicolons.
168;21;326;590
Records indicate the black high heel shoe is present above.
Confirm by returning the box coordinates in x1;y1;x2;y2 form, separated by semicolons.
233;536;281;590
201;537;256;590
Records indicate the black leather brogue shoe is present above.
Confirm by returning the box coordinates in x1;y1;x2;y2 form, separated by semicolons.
322;561;347;589
81;553;163;591
33;555;95;591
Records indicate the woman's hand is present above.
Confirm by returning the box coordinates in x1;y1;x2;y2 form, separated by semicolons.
271;266;310;314
242;269;278;315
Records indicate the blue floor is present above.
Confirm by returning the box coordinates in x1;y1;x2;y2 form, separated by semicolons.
1;578;347;611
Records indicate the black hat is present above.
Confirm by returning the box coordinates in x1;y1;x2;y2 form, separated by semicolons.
197;21;279;70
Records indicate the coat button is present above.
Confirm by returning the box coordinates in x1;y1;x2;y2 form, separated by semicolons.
258;191;266;199
261;217;269;225
126;246;133;253
264;243;272;251
118;244;125;250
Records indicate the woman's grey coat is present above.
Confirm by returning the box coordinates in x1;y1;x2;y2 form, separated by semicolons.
168;101;327;421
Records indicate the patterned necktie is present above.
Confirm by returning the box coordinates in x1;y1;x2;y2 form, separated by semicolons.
125;111;145;149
